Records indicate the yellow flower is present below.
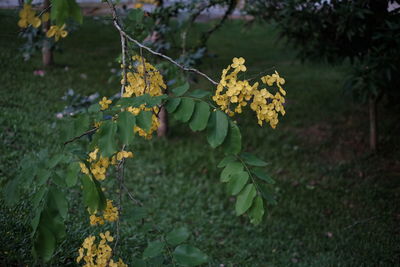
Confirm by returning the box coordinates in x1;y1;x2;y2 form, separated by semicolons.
134;3;143;8
18;4;41;28
231;57;247;72
99;97;112;110
82;235;95;250
214;58;286;128
46;24;68;41
100;231;114;242
90;163;106;181
111;155;118;165
89;214;105;226
88;148;99;162
79;162;90;175
76;247;84;263
41;12;50;23
103;199;119;222
99;157;110;168
116;150;134;161
121;56;165;139
77;232;126;266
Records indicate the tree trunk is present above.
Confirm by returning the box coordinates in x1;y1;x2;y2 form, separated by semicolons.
369;95;378;151
42;0;53;67
157;106;168;137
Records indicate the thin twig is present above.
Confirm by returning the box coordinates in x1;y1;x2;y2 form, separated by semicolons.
106;0;218;86
121;182;143;206
120;34;127;96
344;216;378;230
63;128;97;145
37;4;52;17
113;146;126;252
198;0;236;48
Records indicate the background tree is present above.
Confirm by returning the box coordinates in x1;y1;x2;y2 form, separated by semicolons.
246;0;400;151
41;0;52;66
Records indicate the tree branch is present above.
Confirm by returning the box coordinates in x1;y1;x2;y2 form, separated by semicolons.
198;0;236;49
106;0;219;86
63;127;97;146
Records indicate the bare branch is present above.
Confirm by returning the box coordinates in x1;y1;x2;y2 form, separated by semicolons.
121;182;143;207
113;145;126;252
120;34;127;96
106;0;219;86
63;127;97;146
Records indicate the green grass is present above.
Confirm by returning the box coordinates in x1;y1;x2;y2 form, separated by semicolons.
1;10;399;266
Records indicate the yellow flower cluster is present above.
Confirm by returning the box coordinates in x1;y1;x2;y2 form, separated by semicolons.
89;199;119;226
77;231;127;267
116;150;134;161
18;4;41;28
123;55;166;98
79;148;110;181
122;55;166;139
99;97;112;110
46;24;68;41
79;148;134;180
213;57;286;128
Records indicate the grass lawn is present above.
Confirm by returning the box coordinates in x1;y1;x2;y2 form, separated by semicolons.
1;9;399;266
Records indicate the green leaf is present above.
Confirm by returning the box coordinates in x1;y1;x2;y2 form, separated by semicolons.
34;225;56;262
49;187;68;220
128;8;144;22
32;187;48;210
189;101;210;131
136;110;153;132
251;169;276;184
173;244;209;267
98;121;117;157
81;175;100;213
68;0;83;23
3;178;20;206
51;0;82;25
235;183;257;216
66;162;80;187
88;103;101;113
165;98;181;113
40;208;66;241
37;168;51;186
187;89;211;98
258;183;278;205
74;113;90;137
52;172;66;187
93;178;107;211
47;154;64;169
241;152;268;167
217;155;236;168
172;82;190;96
143;240;165;259
207;110;228;148
117;111;136;145
116;94;167;109
222;121;242;155
31;212;41;235
132;258;146;267
60;118;74;141
220;161;243;182
226;171;249;195
166;227;190;246
174;98;195;123
248;196;264;225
